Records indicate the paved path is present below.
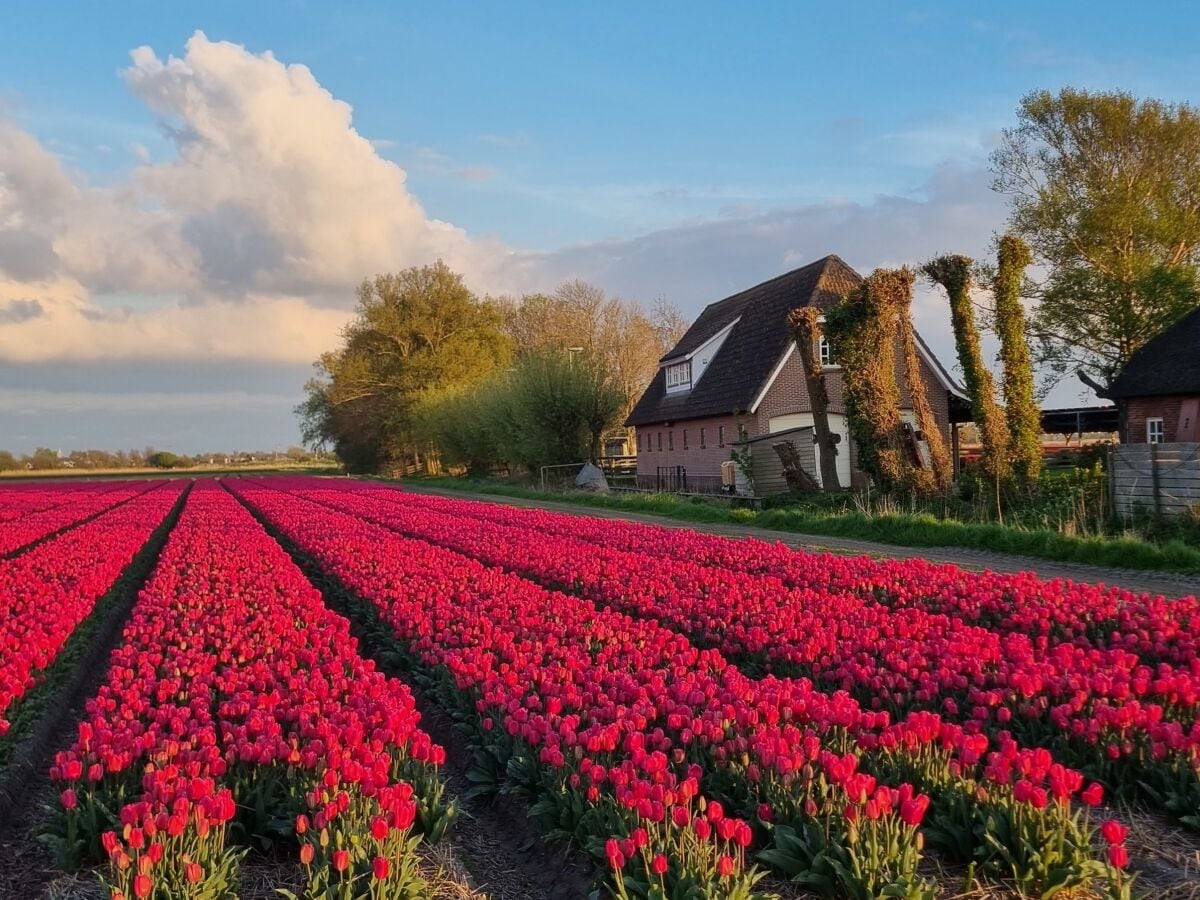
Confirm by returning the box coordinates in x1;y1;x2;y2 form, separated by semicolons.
401;484;1200;599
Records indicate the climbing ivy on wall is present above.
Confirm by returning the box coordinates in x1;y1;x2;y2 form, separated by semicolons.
824;268;911;493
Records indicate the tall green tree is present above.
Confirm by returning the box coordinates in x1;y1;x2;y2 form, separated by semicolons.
924;255;1010;488
992;235;1043;487
415;349;625;472
25;447;59;470
498;281;688;429
992;88;1200;395
297;261;512;473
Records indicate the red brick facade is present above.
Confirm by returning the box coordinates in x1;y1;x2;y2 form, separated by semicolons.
1125;395;1200;443
634;413;758;490
633;338;956;488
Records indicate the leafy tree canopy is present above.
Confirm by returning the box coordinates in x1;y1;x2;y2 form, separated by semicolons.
992;88;1200;393
298;261;512;473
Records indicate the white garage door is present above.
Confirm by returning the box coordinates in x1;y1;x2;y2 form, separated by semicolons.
768;413;850;488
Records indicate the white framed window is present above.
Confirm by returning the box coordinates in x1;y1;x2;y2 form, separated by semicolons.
1147;417;1165;444
816;314;838;368
818;335;838;367
665;361;691;389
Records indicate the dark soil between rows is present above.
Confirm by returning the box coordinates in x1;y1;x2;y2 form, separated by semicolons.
231;484;597;900
0;484;191;899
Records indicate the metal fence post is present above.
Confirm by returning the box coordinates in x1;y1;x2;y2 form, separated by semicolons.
1151;442;1162;520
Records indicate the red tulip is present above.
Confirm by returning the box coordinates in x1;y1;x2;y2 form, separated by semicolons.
1101;820;1129;845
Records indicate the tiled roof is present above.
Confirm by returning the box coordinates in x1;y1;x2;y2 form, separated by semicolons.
1107;306;1200;399
627;255;862;426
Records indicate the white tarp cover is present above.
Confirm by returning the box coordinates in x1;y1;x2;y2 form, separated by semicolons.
574;462;610;493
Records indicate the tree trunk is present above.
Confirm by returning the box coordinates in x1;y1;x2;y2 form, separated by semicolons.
788;307;842;491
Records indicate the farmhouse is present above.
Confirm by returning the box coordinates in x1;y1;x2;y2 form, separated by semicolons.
626;255;969;493
1106;306;1200;444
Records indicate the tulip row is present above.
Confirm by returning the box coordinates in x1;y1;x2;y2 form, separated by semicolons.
371;488;1200;667
50;483;450;900
0;481;154;556
0;482;184;744
234;480;1125;898
317;485;1199;817
0;483;103;523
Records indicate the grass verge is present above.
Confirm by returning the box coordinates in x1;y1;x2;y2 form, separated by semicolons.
404;476;1200;577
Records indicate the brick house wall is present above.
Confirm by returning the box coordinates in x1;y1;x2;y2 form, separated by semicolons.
753;338;954;472
634;413;759;488
1125;396;1200;443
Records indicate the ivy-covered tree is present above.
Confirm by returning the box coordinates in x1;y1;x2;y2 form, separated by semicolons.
895;277;953;492
824;268;910;492
992;235;1042;487
923;255;1010;487
787;306;841;491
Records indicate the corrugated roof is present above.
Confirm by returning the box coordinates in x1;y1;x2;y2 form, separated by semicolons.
1107;306;1200;399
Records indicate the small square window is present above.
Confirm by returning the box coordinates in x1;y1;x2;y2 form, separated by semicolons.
700;427;707;449
1147;418;1165;444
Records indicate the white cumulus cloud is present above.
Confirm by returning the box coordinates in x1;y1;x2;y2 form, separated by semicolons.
0;31;522;365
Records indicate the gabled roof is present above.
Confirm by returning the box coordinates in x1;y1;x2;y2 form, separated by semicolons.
1107;306;1200;399
626;255;861;426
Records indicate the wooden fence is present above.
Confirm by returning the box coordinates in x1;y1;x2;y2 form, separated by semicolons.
1110;442;1200;517
746;426;817;496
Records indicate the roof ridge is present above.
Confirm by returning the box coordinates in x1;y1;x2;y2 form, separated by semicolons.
659;255;848;361
728;253;844;299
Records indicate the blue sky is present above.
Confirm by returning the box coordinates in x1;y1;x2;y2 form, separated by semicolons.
1;2;1198;452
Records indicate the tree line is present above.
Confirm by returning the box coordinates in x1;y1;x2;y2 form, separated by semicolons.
0;447;328;472
297;265;688;474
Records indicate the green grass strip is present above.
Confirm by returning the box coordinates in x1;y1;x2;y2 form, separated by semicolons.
402;476;1200;577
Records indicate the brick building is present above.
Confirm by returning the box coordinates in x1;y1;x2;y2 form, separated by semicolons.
626;255;969;492
1107;306;1200;444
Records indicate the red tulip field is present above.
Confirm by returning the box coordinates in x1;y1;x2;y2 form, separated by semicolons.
1;476;1198;899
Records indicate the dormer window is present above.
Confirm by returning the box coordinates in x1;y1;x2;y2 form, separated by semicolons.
665;361;691;389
